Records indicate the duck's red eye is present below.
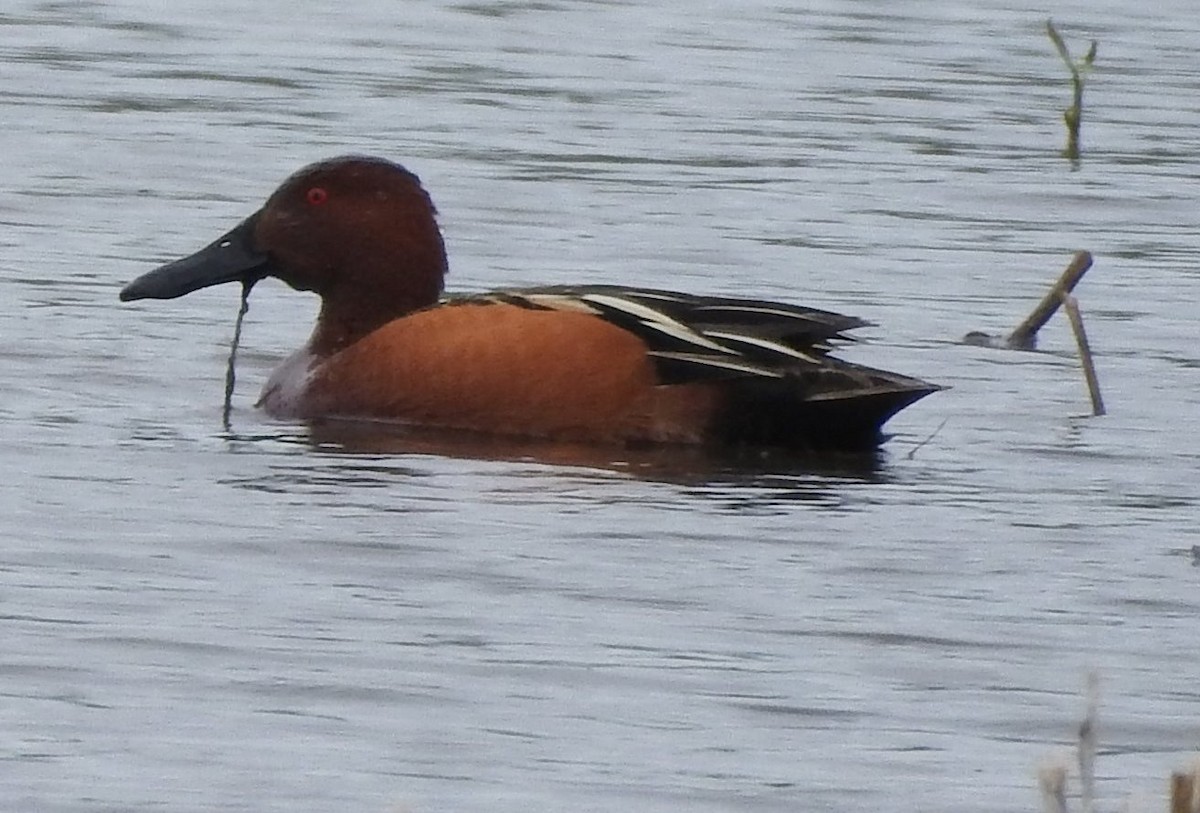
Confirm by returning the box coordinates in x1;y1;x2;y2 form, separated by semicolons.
306;187;328;206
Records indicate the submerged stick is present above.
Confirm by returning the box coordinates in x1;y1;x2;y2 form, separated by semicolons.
1062;294;1105;416
222;280;254;431
964;252;1104;415
1006;250;1093;350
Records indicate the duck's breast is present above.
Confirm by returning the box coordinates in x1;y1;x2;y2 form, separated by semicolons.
258;346;319;417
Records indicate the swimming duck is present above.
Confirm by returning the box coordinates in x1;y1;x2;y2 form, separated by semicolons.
120;155;939;450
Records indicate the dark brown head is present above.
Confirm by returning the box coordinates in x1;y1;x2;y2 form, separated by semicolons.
121;156;449;351
254;156;447;303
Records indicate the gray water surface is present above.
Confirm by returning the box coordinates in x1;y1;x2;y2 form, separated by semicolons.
3;1;1200;811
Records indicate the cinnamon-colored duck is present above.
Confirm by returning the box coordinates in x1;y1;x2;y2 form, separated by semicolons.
121;155;939;450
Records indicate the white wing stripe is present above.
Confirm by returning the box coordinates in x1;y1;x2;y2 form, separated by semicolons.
582;293;740;354
648;352;785;378
517;294;601;314
617;290;687;303
703;331;822;363
641;321;737;354
581;293;694;327
692;304;827;319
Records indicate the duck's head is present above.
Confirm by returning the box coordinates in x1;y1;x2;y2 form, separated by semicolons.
121;156;449;343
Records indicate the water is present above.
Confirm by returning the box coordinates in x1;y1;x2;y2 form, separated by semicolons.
4;1;1200;811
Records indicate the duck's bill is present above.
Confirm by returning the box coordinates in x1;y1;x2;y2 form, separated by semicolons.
120;213;269;302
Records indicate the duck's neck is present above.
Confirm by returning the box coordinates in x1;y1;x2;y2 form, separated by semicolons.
309;262;444;357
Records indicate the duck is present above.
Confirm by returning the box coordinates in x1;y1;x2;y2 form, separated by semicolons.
120;155;940;451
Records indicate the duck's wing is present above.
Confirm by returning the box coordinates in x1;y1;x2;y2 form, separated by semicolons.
443;285;940;449
454;285;873;385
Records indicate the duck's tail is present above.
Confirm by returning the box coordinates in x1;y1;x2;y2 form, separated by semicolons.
709;361;942;451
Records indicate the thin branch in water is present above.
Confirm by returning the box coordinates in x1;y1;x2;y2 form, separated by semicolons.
1062;294;1105;416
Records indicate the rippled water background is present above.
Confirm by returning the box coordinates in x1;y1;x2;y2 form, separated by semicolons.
4;1;1200;811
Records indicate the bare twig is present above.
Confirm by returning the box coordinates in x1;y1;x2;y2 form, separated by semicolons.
1062;294;1105;416
1006;251;1093;350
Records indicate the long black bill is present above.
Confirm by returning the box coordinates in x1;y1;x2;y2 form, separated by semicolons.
120;212;270;302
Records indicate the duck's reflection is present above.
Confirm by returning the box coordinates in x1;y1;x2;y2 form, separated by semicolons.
296;416;890;484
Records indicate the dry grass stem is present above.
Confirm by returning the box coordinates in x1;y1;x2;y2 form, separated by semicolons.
1047;20;1098;160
